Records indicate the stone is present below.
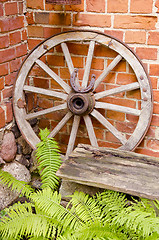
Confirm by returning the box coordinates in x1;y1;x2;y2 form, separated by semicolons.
0;161;31;210
29;150;38;173
17;136;32;155
11;124;21;139
15;154;30;168
59;180;103;201
0;132;17;162
0;156;5;166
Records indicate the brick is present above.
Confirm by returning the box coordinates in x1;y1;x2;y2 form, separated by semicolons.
147;139;159;151
153;90;159;102
35;12;49;24
27;26;44;38
0;77;4;90
98;140;121;149
39;119;50;129
33;77;49;89
0;16;24;33
0;48;16;64
46;3;64;11
27;0;44;10
0;3;3;17
18;2;23;14
0;63;8;77
126;89;141;100
135;148;159;158
21;29;27;41
49;13;71;26
154;103;159;114
91;58;104;70
125;31;146;44
38;98;53;109
87;0;105;12
130;0;153;13
16;44;27;58
5;2;18;15
117;73;137;85
9;58;21;73
47;55;65;67
155;0;159;13
9;31;21;45
6;101;13;123
5;72;17;86
72;56;83;68
28;39;42;50
65;0;84;11
3;87;13;99
104;30;123;41
107;0;128;13
0;107;5;128
114;15;157;30
150;77;157;89
151;115;159;127
149;64;159;76
116;121;136;134
107;59;126;72
107;110;125;121
0;35;9;49
66;42;89;56
136;47;157;60
148;32;159;45
94;44;117;58
43;27;61;38
73;13;111;27
25;12;34;25
104;96;136;109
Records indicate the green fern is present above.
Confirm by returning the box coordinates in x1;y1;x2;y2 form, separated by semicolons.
0;170;34;198
35;128;62;190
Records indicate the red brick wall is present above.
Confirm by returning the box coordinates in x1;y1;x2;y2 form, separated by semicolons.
0;0;28;129
1;0;159;158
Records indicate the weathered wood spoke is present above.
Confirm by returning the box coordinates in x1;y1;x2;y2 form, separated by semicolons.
61;42;80;87
94;55;122;90
94;82;140;100
83;115;98;147
48;111;73;138
36;59;71;94
25;103;67;120
65;115;80;159
82;41;95;88
95;102;141;116
24;85;68;100
91;109;127;144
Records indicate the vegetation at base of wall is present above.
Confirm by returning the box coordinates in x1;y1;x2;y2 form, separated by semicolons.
0;129;159;239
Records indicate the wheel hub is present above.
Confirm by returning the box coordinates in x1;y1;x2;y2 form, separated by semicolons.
67;92;95;115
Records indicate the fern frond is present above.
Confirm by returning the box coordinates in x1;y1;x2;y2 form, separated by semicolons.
36;128;62;190
0;170;34;198
31;188;83;232
68;191;102;224
0;201;57;239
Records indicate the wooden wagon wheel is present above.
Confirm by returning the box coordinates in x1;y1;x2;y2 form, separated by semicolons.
13;30;153;159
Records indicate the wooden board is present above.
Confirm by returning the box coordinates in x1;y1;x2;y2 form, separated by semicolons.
57;144;159;200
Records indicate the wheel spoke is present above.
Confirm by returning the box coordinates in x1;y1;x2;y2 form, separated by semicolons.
95;102;141;116
94;82;140;100
48;111;73;138
83;115;98;147
24;85;68;100
25;103;67;120
82;40;95;88
36;59;71;94
93;54;122;90
65;115;80;159
61;42;80;87
91;109;127;144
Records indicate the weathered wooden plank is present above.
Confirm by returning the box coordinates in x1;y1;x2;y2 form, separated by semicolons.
57;144;159;200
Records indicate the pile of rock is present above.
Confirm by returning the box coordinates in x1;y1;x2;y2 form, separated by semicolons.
0;120;39;210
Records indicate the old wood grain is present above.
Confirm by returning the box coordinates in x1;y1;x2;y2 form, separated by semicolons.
57;144;159;200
